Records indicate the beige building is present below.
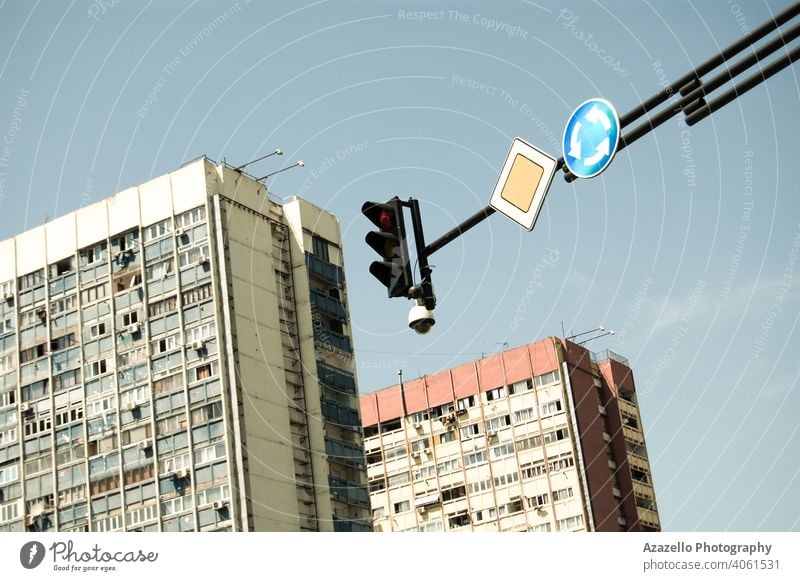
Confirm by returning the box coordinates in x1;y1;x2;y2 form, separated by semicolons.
0;158;370;532
360;337;660;532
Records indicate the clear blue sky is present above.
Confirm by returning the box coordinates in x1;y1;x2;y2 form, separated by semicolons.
1;0;798;532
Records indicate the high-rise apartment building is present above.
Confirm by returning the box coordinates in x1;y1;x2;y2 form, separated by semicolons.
0;158;370;532
360;337;660;532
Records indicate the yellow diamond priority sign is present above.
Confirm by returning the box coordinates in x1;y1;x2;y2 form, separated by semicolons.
489;138;557;231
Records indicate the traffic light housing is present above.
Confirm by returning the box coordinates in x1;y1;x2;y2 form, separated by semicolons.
362;198;414;298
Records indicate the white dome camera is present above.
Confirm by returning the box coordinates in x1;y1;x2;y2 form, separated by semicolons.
408;302;436;335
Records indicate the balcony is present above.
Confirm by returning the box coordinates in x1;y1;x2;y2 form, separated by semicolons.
316;361;356;395
314;328;352;354
321;399;361;430
310;288;347;322
305;253;344;287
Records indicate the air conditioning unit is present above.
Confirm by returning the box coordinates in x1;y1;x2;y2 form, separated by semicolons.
456;408;468;416
423;448;432;455
3;291;13;301
196;254;209;265
127;323;140;335
174;468;190;480
486;429;497;438
123;402;137;412
212;500;227;510
24;514;35;527
412;422;421;429
410;451;421;459
417;506;426;514
138;439;152;451
19;402;32;414
174;228;185;236
190;339;205;350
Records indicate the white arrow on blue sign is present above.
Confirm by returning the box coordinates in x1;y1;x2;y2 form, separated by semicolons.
562;98;620;179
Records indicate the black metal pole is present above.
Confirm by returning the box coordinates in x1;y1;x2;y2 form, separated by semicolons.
686;42;800;126
422;205;496;258
407;199;436;309
619;0;800;128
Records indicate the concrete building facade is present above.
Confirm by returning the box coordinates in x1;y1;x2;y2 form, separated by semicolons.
0;158;370;532
360;337;660;532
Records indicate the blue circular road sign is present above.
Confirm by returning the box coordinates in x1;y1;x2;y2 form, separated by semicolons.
562;98;620;178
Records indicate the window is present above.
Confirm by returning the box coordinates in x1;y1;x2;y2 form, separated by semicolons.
436;458;460;474
393;500;410;514
0;464;19;485
468;478;492;494
175;206;206;229
552;487;574;501
484;415;511;431
622;413;639;430
529;522;552;532
418;521;443;532
527;493;549;509
82;244;106;265
490;442;515;459
460;424;479;439
520;460;546;479
372;507;385;520
493;471;519;487
441;485;466;502
411;438;429;452
542;426;569;444
0;317;14;335
447;512;470;528
548;453;574;472
457;395;475;410
146;258;174;281
508;378;533;394
485;386;504;401
504;498;523;515
387;472;410;488
194;364;212;381
410;411;428;423
90;322;108;338
439;431;456;444
513;407;535;424
464;451;486;467
148;296;177;317
81;282;109;304
144;219;171;242
384;445;407;460
535;370;560;387
86;359;109;378
18;269;45;291
122;311;139;327
541;400;563;416
413;465;437;480
557;514;584;531
182;284;212;306
312;236;330;262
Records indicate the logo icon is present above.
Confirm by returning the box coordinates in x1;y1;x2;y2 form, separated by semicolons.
20;541;46;569
563;98;620;178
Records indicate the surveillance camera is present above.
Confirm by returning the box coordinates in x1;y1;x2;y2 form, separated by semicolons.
408;303;435;335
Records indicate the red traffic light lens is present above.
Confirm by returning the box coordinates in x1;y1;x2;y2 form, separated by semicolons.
379;210;393;230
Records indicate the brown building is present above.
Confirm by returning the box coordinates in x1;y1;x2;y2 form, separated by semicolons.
359;337;660;532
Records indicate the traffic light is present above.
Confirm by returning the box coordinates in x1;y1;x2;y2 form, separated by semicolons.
362;198;413;298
